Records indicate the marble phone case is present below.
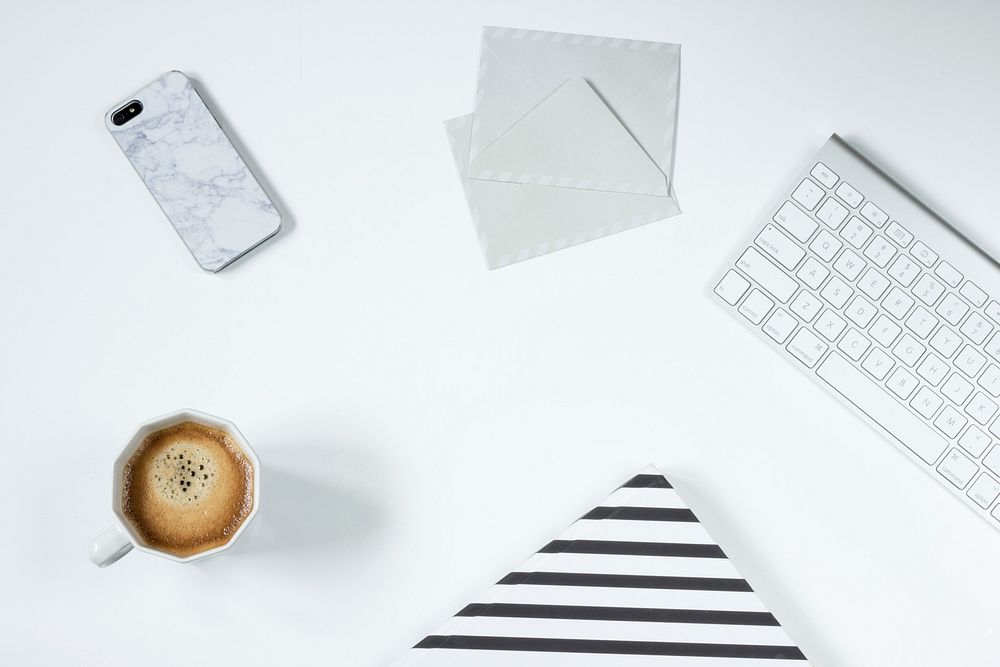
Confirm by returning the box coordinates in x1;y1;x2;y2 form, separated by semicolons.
106;71;281;272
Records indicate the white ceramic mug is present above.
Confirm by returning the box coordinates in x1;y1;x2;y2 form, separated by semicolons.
89;409;261;567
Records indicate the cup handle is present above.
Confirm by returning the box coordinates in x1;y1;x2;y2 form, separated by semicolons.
89;524;134;567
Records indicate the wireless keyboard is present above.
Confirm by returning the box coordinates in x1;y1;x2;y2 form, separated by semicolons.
712;134;1000;532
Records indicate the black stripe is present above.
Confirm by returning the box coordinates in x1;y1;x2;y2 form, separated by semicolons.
581;506;698;522
540;539;726;558
497;571;753;592
621;474;671;488
414;635;806;660
455;603;780;626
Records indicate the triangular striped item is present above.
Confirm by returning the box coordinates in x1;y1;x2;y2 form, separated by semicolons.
397;466;808;665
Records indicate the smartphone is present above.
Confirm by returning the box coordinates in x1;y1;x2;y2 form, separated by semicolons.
105;71;281;272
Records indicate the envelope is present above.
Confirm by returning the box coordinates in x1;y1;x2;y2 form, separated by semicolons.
446;27;682;269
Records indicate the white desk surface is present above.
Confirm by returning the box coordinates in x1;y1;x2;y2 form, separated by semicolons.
2;1;999;664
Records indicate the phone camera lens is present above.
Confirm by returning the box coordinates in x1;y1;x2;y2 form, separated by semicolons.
111;100;143;126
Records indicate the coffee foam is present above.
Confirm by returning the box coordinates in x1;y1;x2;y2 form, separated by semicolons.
122;421;254;558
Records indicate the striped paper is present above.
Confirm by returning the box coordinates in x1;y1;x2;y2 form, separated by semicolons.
397;466;807;665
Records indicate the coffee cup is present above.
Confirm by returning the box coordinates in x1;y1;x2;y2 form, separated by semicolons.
89;409;261;567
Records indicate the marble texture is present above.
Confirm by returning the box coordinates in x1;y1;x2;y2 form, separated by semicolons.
106;71;281;272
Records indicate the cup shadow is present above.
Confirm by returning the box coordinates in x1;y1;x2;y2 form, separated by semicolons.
215;444;387;568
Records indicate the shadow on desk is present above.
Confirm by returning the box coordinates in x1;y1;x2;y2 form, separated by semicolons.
210;444;387;571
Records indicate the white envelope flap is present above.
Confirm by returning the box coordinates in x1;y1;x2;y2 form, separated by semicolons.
469;78;669;196
471;27;680;182
446;114;680;269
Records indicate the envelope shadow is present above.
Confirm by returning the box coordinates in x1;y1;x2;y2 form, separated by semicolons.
219;444;387;569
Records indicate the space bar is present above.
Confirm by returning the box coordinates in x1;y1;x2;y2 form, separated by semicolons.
816;353;947;464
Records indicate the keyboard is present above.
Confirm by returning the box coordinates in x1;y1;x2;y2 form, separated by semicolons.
712;134;1000;532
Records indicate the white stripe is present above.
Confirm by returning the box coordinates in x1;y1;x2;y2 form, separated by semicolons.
603;487;690;509
399;649;804;666
561;519;717;545
441;616;796;646
522;553;742;579
480;584;769;612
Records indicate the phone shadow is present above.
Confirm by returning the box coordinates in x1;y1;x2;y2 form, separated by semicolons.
212;444;388;573
186;72;296;273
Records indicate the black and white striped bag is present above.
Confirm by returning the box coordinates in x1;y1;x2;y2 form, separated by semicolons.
398;466;807;665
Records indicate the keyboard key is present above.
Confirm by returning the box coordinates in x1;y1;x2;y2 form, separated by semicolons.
942;373;974;405
715;270;750;305
737;248;798;302
846;296;878;328
797;257;830;290
773;201;817;242
810;162;838;188
934;408;968;439
739;288;774;325
763;308;797;344
858;268;890;300
967;473;1000;509
916;353;948;387
887;256;920;287
887;366;919;400
965;392;998;425
960;312;993;345
870;315;901;347
814;308;847;341
862;347;895;380
929;326;962;359
910;241;938;268
935;261;963;288
821;275;853;309
816;350;947;464
790;291;822;323
756;224;805;270
833;248;866;281
910;387;943;419
937;448;977;487
816;353;946;463
978;364;1000;398
985;301;1000;325
935;293;969;326
863;235;896;268
984;445;1000;476
860;202;889;227
956;345;987;378
892;334;925;367
959;426;991;458
835;182;864;208
840;217;873;249
904;306;938;339
984;332;1000;362
787;327;828;368
882;287;915;320
838;328;871;361
810;229;843;262
885;221;913;247
792;178;824;210
816;197;849;228
960;281;988;308
912;274;945;306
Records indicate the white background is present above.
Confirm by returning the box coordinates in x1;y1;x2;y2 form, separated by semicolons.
2;1;999;664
